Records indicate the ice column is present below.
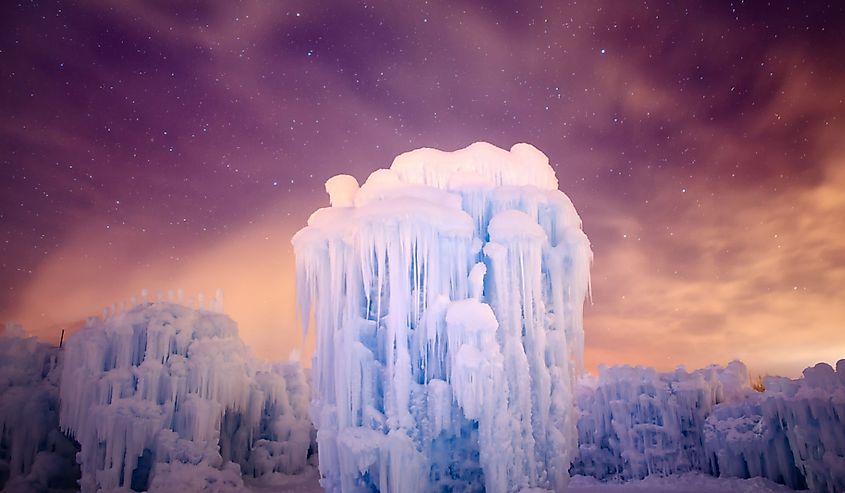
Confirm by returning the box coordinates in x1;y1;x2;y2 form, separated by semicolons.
293;142;592;492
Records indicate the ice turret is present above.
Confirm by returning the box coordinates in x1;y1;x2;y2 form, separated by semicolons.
293;142;592;492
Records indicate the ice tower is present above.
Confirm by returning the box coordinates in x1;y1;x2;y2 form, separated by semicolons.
293;142;592;492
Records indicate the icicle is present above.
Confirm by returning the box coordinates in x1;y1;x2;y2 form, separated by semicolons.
215;288;225;313
59;302;314;492
292;142;592;492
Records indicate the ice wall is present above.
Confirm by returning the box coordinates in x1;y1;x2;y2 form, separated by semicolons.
572;362;750;481
293;142;592;492
573;360;845;492
59;302;313;492
0;323;79;492
705;361;845;492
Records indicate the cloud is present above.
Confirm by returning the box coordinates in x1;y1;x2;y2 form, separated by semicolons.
8;209;313;363
582;64;845;376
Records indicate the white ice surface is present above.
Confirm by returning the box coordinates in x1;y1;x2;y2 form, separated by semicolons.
574;360;845;492
566;472;796;492
59;302;313;493
293;142;592;492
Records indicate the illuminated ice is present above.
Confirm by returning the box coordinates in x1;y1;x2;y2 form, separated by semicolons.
293;142;592;492
59;302;313;492
0;323;78;491
571;362;752;481
573;360;845;492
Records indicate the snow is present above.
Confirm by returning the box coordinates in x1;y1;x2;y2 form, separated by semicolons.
324;175;359;208
390;141;559;190
573;359;845;492
293;142;592;492
245;464;322;493
567;472;795;492
58;301;314;492
487;209;548;242
240;470;796;493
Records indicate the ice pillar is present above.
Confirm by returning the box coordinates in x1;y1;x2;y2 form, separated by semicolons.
293;142;591;492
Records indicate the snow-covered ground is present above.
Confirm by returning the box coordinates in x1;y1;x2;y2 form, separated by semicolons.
567;473;796;492
245;470;795;493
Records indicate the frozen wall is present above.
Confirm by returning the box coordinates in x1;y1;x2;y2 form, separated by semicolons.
573;360;845;492
572;362;751;481
293;142;592;492
0;324;79;492
59;302;313;492
704;360;845;492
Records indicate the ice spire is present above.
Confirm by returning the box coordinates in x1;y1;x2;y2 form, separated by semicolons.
293;142;592;492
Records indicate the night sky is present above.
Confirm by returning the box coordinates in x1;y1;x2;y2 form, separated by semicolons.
2;1;844;377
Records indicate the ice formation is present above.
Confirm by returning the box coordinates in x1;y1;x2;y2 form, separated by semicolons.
59;301;314;492
0;323;79;492
705;361;845;492
293;142;592;492
573;360;845;492
572;362;751;481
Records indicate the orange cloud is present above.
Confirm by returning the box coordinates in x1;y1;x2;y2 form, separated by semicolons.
9;210;314;365
584;124;845;378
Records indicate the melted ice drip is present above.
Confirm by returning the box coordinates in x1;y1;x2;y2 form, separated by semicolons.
293;142;592;492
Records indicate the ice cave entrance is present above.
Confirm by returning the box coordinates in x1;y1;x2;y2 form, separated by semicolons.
293;142;592;492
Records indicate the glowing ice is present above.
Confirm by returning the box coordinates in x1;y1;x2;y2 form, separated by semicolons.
59;302;313;492
0;323;78;491
293;142;592;492
572;360;845;492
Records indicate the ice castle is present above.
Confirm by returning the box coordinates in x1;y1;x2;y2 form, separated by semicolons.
293;142;592;492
